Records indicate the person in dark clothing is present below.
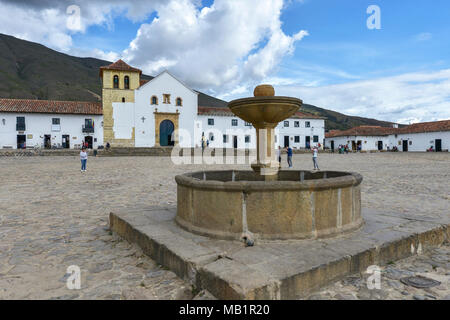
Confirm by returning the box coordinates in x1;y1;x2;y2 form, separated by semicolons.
286;146;293;168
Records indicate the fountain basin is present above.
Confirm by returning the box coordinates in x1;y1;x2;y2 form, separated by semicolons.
175;170;363;240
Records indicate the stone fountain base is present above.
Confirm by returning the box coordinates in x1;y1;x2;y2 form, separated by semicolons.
109;206;449;299
175;170;363;240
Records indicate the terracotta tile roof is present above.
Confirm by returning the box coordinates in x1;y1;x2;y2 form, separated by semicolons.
140;79;149;87
326;120;450;138
99;59;142;77
325;126;396;138
396;120;450;134
197;107;323;120
197;106;234;116
0;99;103;115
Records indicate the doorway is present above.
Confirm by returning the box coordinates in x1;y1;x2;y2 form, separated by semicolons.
378;141;383;151
159;120;175;146
44;135;52;149
62;135;70;149
305;136;310;149
284;136;290;148
17;135;26;149
402;140;408;152
233;136;238;149
331;140;335;152
84;136;93;149
435;139;442;152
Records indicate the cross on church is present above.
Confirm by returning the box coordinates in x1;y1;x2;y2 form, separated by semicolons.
141;116;146;123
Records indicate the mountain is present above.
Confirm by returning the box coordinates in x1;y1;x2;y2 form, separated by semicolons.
301;104;398;131
0;33;396;130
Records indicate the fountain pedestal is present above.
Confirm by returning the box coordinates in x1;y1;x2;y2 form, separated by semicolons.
228;85;302;179
251;126;279;179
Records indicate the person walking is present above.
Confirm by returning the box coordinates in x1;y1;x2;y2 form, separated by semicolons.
80;147;88;172
277;146;282;168
312;145;320;170
286;146;293;168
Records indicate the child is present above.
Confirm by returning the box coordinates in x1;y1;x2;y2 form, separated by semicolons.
80;147;88;172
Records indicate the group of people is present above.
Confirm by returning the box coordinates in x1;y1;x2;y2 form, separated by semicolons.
79;144;321;172
337;144;350;154
277;145;320;170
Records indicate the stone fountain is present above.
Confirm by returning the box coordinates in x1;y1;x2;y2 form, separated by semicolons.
110;85;448;300
175;85;364;241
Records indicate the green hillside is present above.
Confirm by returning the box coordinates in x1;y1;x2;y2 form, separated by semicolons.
0;33;396;130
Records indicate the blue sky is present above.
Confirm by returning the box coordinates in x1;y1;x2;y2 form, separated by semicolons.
278;0;450;86
0;0;449;123
70;0;450;86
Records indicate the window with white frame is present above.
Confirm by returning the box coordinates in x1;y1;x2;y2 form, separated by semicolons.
208;118;214;126
305;121;311;128
294;121;300;127
284;121;289;127
245;135;251;143
294;136;300;143
232;119;238;126
223;134;229;143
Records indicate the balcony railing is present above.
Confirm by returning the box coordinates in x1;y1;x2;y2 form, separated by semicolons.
82;125;94;133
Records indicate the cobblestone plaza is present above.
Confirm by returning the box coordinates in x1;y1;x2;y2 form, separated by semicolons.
0;152;448;299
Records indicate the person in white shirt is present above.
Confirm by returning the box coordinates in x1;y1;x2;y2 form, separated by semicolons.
312;146;319;170
80;147;88;172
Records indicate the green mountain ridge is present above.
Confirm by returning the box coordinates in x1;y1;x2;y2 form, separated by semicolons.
0;33;396;130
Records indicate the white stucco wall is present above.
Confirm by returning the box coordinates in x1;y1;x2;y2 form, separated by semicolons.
393;131;450;152
325;131;450;152
325;135;390;151
112;102;135;139
276;119;325;149
0;112;103;149
134;71;198;148
197;115;256;149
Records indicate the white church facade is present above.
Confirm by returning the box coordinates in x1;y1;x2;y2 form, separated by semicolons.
100;60;326;150
0;59;325;151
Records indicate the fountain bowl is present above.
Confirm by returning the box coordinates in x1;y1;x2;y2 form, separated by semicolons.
175;170;363;241
228;96;302;128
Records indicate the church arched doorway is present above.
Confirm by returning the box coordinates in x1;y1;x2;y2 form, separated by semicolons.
160;120;175;146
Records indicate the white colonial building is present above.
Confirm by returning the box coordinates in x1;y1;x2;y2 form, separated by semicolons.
0;59;325;150
325;121;450;152
100;60;325;150
0;99;103;149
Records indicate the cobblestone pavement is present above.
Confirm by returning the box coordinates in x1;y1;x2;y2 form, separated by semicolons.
307;246;450;300
0;152;448;299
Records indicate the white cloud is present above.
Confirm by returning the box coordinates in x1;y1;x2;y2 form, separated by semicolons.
124;0;308;93
415;32;432;42
0;0;164;52
274;69;450;124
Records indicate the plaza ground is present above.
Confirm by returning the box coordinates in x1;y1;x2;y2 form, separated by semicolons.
0;152;448;299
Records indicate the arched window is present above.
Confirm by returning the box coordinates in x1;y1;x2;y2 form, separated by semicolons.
124;76;130;89
122;97;125;102
176;97;182;106
151;96;158;105
113;75;119;89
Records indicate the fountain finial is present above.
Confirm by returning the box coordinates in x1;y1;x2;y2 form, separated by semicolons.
254;84;275;97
